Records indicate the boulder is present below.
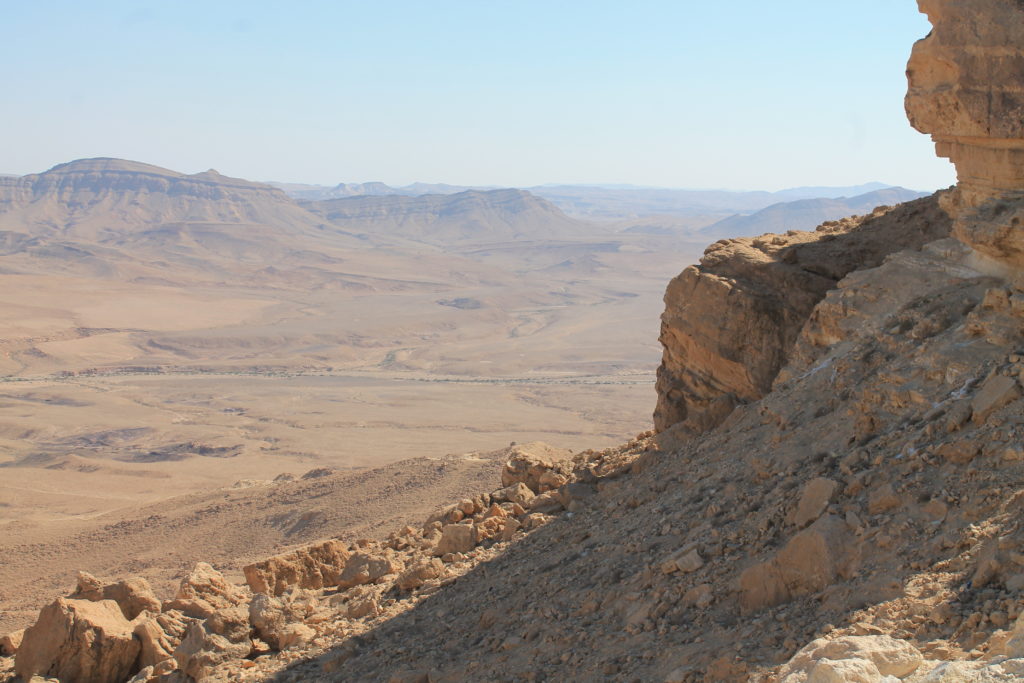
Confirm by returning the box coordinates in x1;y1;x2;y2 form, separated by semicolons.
792;478;839;528
434;523;476;556
906;0;1024;265
781;635;923;680
500;443;570;493
661;547;703;575
0;628;24;655
740;515;860;613
971;374;1021;423
248;594;308;651
529;491;564;514
164;562;248;619
71;571;161;620
15;597;141;682
243;539;351;596
173;617;251;681
396;559;445;591
491;482;535;507
806;657;884;683
336;553;401;589
133;609;191;669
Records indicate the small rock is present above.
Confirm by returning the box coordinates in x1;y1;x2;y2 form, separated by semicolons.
529;491;564;514
867;483;901;515
793;478;839;528
661;547;703;574
0;629;24;655
396;559;445;591
971;374;1021;423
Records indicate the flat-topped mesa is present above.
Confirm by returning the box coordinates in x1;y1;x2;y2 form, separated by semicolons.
906;0;1024;269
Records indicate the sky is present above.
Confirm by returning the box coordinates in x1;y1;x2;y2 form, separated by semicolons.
1;1;956;192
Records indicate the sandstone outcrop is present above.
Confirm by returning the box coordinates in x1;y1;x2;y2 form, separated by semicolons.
242;539;351;596
906;0;1024;268
654;195;951;434
71;571;161;620
164;562;248;619
14;598;140;682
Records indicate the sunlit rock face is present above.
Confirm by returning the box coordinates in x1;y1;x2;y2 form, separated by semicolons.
906;0;1024;268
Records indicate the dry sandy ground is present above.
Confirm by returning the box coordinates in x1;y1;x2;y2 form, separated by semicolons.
0;445;521;633
0;164;708;635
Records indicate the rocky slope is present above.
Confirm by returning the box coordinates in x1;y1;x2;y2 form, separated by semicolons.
5;2;1024;682
653;193;951;435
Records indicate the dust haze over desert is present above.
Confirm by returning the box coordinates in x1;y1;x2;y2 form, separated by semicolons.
11;2;1024;683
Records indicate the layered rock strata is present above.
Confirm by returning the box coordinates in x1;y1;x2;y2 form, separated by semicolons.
906;0;1024;268
654;195;950;434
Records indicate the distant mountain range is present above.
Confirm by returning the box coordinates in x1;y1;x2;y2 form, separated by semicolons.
268;179;921;222
699;187;930;238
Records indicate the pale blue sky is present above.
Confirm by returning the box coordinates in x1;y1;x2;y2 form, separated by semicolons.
1;1;955;191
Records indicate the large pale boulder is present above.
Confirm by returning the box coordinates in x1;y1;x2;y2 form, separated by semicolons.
396;559;445;591
780;635;923;681
15;597;141;682
243;539;351;595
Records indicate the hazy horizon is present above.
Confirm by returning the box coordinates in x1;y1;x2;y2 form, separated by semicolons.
1;158;935;196
2;2;955;192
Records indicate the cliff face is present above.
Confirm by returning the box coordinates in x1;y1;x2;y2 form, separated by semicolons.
906;0;1024;268
654;196;951;435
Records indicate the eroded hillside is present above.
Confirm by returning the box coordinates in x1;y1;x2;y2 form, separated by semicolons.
5;2;1024;682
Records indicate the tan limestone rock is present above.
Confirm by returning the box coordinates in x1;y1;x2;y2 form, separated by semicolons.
133;610;190;669
249;594;310;651
173;617;251;681
970;374;1021;423
655;196;950;435
165;562;248;619
396;559;445;591
70;572;161;621
740;515;860;613
500;442;571;493
491;482;535;506
242;539;351;596
0;629;24;656
15;598;141;683
435;523;476;556
906;0;1024;266
792;477;839;528
780;635;923;679
336;552;401;589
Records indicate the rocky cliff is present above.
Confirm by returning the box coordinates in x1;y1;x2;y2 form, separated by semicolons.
6;2;1024;682
906;0;1024;270
654;195;951;435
